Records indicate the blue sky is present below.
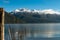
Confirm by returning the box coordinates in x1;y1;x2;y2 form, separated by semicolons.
0;0;60;12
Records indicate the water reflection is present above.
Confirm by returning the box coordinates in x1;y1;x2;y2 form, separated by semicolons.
5;23;60;40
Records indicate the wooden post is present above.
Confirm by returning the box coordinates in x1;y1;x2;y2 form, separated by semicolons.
0;8;4;40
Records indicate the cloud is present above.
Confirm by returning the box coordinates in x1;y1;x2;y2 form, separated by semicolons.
3;0;9;3
31;9;60;14
40;9;60;14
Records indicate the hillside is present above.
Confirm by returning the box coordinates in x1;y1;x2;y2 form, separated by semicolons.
4;8;60;24
4;12;26;24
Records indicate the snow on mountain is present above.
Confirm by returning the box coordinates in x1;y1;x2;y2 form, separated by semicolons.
20;8;31;12
13;8;31;12
40;9;60;14
31;9;40;13
12;8;60;14
14;9;20;12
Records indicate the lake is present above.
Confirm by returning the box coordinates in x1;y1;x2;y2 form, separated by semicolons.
4;23;60;40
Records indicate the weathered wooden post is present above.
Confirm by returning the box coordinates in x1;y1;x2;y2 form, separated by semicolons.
0;8;4;40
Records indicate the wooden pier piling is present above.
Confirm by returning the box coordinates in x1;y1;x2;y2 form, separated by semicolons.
0;8;4;40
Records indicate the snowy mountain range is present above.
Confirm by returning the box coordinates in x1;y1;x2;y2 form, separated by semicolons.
5;8;60;23
12;8;60;14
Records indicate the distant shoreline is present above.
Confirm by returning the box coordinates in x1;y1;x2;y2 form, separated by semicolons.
4;22;60;24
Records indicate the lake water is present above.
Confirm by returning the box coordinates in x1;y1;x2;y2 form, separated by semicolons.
5;23;60;40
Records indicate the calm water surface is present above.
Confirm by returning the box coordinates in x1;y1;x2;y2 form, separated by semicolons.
5;23;60;40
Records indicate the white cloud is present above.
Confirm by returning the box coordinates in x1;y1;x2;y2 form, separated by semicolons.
31;9;60;14
3;0;9;3
40;9;60;14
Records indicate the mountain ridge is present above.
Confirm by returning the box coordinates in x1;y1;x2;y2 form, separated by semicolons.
11;8;60;14
4;8;60;24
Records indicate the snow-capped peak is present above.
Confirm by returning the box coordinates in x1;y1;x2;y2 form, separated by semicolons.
13;8;31;12
15;9;20;12
12;8;60;14
19;8;31;12
19;8;28;11
31;9;40;13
